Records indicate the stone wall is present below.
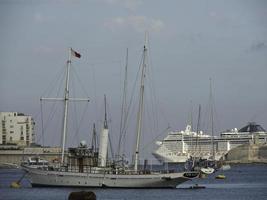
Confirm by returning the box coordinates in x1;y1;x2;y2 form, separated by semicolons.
225;143;267;163
259;145;267;161
0;147;61;166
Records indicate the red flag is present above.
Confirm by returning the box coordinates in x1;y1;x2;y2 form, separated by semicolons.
71;48;81;58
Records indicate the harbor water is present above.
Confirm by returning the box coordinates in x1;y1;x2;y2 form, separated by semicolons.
0;164;266;200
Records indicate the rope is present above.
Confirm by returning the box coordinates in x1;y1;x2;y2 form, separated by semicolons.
141;126;171;151
70;70;80;145
118;51;143;156
41;66;66;98
70;103;89;145
72;65;90;98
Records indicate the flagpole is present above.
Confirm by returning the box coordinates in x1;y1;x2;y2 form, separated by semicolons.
61;48;71;164
40;47;86;164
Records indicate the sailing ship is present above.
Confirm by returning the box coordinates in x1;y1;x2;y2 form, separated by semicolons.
24;45;199;188
184;104;215;175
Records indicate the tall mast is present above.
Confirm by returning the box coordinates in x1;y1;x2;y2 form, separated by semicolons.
134;38;148;172
118;48;128;158
196;104;201;152
190;100;193;131
61;48;71;163
41;48;89;164
189;100;193;152
209;78;215;160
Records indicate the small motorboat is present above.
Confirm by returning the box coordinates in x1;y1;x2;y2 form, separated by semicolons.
200;167;215;175
220;164;231;171
215;174;226;179
21;156;49;170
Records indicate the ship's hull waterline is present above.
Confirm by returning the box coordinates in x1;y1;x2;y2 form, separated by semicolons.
26;168;198;189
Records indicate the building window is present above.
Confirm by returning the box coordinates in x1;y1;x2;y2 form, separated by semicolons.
2;135;6;144
10;131;14;134
10;137;12;141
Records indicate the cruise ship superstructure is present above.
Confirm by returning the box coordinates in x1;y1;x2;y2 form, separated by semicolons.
153;122;267;163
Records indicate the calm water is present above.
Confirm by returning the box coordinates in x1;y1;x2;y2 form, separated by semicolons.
0;164;267;200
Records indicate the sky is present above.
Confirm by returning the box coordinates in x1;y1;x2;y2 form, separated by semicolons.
0;0;267;160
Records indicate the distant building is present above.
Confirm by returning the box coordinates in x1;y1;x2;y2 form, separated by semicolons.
0;112;35;146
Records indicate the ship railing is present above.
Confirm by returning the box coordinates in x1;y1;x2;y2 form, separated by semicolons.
137;158;184;173
43;158;184;174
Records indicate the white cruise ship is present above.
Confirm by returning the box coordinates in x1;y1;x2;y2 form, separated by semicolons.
153;122;267;163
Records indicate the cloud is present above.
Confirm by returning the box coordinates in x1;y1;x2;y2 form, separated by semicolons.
104;15;164;33
34;12;44;23
33;12;53;24
104;0;143;10
250;41;267;52
33;46;60;56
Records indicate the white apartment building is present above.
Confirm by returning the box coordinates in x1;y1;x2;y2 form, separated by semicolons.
0;112;35;146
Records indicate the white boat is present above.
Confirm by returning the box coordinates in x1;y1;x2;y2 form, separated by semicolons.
27;167;197;188
21;157;49;169
153;122;267;163
220;164;231;171
184;156;216;175
25;45;199;188
200;167;214;175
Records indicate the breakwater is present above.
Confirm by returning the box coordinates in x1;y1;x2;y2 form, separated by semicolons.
0;146;61;166
225;143;267;164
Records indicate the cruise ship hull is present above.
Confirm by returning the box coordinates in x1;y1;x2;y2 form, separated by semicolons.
153;151;222;163
152;152;189;163
26;168;198;188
